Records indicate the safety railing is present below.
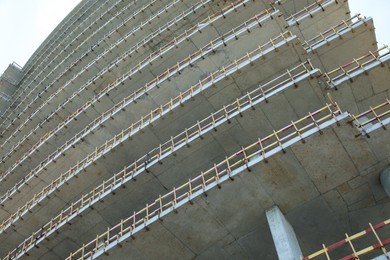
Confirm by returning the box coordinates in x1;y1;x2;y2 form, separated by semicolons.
0;61;319;259
303;219;390;259
11;0;95;90
0;5;276;188
349;99;390;137
322;46;390;89
0;0;253;174
0;58;312;215
3;0;111;114
0;0;186;152
303;15;368;52
61;104;347;260
6;0;128;106
0;91;11;102
0;0;154;133
285;0;338;27
5;104;347;259
0;74;18;86
0;32;297;235
0;0;212;150
21;0;95;74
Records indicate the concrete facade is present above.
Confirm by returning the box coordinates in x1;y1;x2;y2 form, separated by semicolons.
0;0;389;259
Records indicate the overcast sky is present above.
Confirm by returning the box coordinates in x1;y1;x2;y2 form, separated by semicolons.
0;0;389;74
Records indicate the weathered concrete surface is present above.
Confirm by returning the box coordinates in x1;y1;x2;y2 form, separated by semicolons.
0;0;389;259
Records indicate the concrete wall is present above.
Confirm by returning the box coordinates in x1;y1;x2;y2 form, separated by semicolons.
0;0;389;259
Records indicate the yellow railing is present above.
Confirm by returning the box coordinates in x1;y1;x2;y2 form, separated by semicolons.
322;46;390;88
0;0;132;124
0;0;187;142
303;219;390;259
0;32;296;236
0;5;278;205
0;3;275;171
0;0;215;175
349;98;390;137
285;0;332;23
64;103;345;260
2;61;318;259
5;0;97;102
302;14;364;51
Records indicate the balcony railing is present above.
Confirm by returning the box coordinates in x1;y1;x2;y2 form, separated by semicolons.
21;0;96;74
62;104;346;260
302;14;365;52
303;219;390;259
0;32;297;236
322;46;390;89
0;0;159;135
285;0;338;27
349;99;390;137
3;102;346;259
0;0;185;155
2;0;119;118
0;6;278;199
0;60;314;224
0;0;255;179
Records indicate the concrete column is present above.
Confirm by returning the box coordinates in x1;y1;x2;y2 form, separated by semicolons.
380;166;390;198
266;206;303;260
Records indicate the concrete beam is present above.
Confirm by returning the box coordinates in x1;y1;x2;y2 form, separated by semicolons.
266;206;302;260
380;166;390;198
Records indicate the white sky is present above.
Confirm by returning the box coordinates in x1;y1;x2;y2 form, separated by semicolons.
0;0;82;73
0;0;389;74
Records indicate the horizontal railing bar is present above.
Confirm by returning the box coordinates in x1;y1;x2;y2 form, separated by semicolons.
65;108;348;260
1;0;128;120
2;61;318;259
0;32;296;236
0;0;185;159
0;0;170;140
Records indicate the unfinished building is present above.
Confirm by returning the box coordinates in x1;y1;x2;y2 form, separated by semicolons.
0;0;389;259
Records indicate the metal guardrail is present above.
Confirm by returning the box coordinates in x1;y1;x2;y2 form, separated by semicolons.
3;0;111;116
4;102;347;259
0;32;297;236
302;14;364;51
285;0;338;26
0;60;318;259
0;6;278;202
63;104;347;260
0;0;213;153
0;74;18;86
0;91;11;102
349;99;390;137
0;59;314;218
0;0;186;155
322;46;390;89
303;219;390;259
21;0;95;74
0;0;255;180
0;0;157;134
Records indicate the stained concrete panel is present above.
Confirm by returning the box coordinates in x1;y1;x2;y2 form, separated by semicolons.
161;202;229;254
237;224;278;259
332;123;378;172
196;173;271;238
292;127;359;193
128;222;196;260
286;196;349;254
370;64;390;95
252;152;320;212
